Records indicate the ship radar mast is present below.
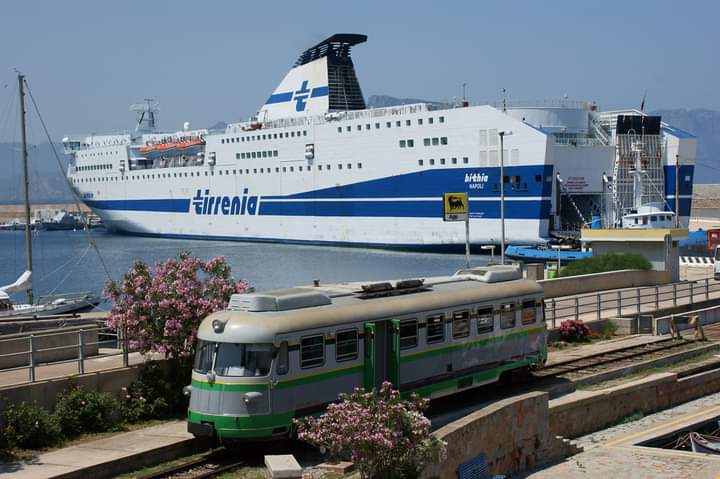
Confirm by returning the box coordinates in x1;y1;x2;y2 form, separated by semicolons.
130;99;159;134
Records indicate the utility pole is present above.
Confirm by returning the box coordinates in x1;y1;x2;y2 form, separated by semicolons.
498;131;512;264
675;154;680;228
18;74;33;304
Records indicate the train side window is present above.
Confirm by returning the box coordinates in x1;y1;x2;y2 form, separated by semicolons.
521;300;536;325
277;341;288;375
477;307;494;334
452;310;470;338
426;315;445;344
500;303;516;329
336;329;358;362
300;335;325;369
399;319;418;349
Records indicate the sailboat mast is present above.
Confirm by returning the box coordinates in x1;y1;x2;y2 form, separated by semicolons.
18;74;33;304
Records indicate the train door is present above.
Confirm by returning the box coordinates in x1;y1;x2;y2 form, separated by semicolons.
363;320;401;391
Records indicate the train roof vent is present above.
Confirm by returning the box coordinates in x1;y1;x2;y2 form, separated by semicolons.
228;288;332;312
454;265;522;283
359;279;429;299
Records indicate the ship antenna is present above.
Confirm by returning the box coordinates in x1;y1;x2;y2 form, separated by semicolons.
502;88;507;113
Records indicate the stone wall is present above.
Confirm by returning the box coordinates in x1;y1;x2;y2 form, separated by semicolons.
423;392;575;478
549;369;720;439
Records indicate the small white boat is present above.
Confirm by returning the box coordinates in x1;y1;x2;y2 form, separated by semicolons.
0;270;101;319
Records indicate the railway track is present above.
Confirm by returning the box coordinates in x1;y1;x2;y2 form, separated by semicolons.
535;338;714;382
135;450;244;479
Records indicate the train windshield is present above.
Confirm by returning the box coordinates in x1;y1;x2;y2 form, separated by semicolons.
193;341;273;377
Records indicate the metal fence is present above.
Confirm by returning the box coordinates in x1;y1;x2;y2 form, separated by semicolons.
0;326;128;384
545;278;720;328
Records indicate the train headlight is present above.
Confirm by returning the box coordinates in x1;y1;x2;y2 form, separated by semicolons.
212;319;227;333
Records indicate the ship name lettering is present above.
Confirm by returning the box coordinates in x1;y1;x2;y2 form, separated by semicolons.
191;189;259;216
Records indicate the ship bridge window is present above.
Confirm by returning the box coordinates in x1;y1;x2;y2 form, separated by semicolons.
451;157;457;164
399;319;418;350
318;165;322;171
396;121;401;127
407;139;414;147
386;122;391;128
429;159;435;165
273;150;278;157
440;158;446;165
338;127;342;133
212;342;273;377
338;164;342;170
429;117;434;124
366;124;371;130
375;123;380;129
356;125;362;131
347;163;352;169
400;140;406;148
301;335;325;369
357;163;362;169
432;138;439;146
406;120;411;126
463;157;469;164
439;116;445;123
418;118;423;126
418;159;424;166
441;137;448;145
346;126;351;132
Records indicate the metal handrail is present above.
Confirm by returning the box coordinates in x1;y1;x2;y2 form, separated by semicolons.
545;278;720;328
0;326;129;384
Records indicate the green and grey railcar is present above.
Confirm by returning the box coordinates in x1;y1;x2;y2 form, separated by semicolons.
186;265;547;440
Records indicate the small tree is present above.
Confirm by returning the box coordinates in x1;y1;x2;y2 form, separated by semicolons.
104;252;249;361
295;382;446;479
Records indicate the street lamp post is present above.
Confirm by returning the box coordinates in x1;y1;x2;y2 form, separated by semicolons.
551;244;571;277
498;131;512;265
481;244;496;263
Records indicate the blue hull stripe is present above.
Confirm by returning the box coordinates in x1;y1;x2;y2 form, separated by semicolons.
259;199;551;219
85;198;190;212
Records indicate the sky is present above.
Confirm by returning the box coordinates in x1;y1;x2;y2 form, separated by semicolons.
0;0;718;143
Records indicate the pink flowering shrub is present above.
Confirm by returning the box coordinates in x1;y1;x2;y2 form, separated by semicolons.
559;319;591;342
295;382;446;479
104;252;248;360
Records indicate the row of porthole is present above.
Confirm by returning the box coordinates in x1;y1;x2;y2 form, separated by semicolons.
336;115;446;134
418;157;469;166
220;130;308;144
71;163;365;183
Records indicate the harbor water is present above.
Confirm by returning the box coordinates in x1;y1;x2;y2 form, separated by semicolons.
0;230;489;306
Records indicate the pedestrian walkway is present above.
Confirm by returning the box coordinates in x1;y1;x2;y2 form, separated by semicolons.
0;421;196;479
522;390;720;478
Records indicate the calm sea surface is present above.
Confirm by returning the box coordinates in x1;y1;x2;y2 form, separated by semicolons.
0;230;489;306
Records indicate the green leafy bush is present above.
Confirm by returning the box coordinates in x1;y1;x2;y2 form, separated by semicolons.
120;360;190;423
559;253;651;277
0;401;61;450
54;386;122;437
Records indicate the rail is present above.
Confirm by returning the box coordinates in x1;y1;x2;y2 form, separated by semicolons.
544;278;720;328
0;326;129;384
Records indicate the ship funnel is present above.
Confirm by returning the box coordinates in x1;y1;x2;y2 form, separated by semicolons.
258;34;367;121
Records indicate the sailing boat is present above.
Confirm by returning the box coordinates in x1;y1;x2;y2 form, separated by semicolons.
0;73;101;318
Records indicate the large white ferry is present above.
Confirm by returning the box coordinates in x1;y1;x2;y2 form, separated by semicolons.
63;34;696;250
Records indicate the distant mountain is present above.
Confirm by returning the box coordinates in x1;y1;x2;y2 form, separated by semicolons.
366;95;450;108
0;142;74;204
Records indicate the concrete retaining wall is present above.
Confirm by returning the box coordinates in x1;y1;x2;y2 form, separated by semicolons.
539;270;671;298
549;369;720;439
0;327;99;369
0;360;169;411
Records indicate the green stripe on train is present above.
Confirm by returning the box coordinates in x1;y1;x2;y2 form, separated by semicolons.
187;410;294;438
